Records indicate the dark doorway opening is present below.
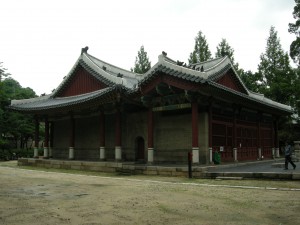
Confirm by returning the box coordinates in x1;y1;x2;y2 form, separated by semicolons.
135;136;145;162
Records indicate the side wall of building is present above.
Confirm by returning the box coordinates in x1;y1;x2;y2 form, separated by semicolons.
52;109;210;164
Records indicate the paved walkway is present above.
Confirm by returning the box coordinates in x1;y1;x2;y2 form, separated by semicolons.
204;158;300;180
207;158;299;173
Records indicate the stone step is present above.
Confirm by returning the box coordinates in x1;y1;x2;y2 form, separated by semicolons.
215;176;243;180
116;168;133;176
272;163;285;168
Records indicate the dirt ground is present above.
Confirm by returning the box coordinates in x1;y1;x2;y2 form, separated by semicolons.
0;161;300;225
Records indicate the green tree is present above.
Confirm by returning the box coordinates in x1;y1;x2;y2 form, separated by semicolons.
188;31;212;64
215;38;243;73
288;0;300;128
131;45;151;74
215;39;235;62
257;26;299;142
0;78;36;153
257;26;297;102
0;62;10;82
288;0;300;67
239;69;261;92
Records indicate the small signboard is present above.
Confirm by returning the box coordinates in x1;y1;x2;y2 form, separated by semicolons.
220;146;224;152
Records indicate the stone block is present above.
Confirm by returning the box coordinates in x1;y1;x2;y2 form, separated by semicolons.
158;171;172;176
116;163;123;168
106;162;118;167
61;164;71;169
292;173;300;180
50;160;61;165
171;171;186;177
251;173;263;179
134;165;146;170
143;170;158;175
62;161;72;166
43;160;51;165
18;158;28;163
88;166;103;172
278;173;292;180
28;158;37;163
145;166;157;171
99;167;116;173
69;161;82;166
132;170;143;174
122;165;135;170
51;164;60;169
261;172;278;179
175;167;183;172
81;162;98;167
177;167;188;172
193;167;206;172
71;165;81;170
157;167;176;172
44;164;52;169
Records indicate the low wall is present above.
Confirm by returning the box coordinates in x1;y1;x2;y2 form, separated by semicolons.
18;158;300;180
17;158;206;178
18;158;123;173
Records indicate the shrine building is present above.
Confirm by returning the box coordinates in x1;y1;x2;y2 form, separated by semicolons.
10;47;292;164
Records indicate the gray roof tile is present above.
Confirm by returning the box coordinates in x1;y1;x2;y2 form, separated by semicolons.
9;49;292;114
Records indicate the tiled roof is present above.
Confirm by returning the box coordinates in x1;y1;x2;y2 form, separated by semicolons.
9;48;293;114
10;87;116;112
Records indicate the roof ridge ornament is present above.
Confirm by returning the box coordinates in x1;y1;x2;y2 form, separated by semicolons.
81;46;89;55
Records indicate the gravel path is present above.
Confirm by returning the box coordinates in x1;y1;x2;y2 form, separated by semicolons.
0;163;300;225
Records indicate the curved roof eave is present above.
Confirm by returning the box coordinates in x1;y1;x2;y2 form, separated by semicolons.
208;81;292;114
9;87;117;113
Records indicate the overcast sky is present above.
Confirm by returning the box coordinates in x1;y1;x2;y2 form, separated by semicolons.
0;0;296;95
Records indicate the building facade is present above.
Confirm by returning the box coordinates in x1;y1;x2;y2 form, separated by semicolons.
10;47;292;164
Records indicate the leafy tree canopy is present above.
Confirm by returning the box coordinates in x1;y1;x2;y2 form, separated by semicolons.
0;62;11;82
289;0;300;66
215;38;235;62
188;31;212;64
257;26;295;93
131;45;151;74
215;38;242;73
257;26;299;122
0;77;36;150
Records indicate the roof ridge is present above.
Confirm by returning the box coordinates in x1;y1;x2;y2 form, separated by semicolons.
189;56;227;66
85;53;140;78
82;54;122;84
203;56;229;72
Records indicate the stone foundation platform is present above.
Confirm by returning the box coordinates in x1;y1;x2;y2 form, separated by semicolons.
17;158;206;178
18;158;300;180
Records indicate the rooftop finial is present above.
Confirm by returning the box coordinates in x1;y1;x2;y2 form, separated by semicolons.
81;46;89;55
162;51;167;56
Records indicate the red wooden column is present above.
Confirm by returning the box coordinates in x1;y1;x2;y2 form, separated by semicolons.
147;108;154;163
99;111;106;160
43;117;49;158
274;119;279;157
34;116;39;158
208;103;213;163
191;101;199;163
115;108;122;161
69;115;75;160
257;113;262;160
233;109;238;162
49;122;54;158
